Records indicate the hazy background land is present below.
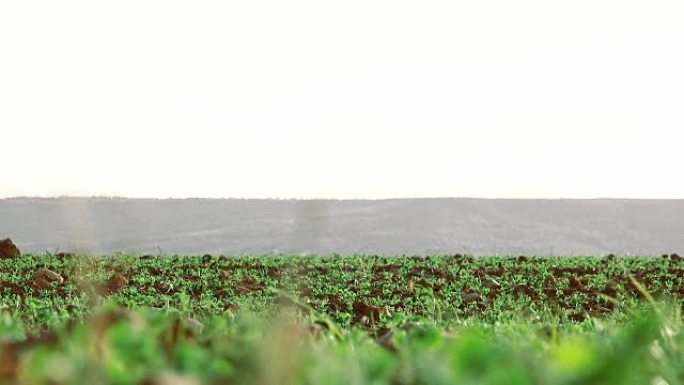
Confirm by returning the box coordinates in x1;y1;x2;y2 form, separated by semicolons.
1;197;682;256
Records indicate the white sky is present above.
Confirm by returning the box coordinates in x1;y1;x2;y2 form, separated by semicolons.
1;0;683;199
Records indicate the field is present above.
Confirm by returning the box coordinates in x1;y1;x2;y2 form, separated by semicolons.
2;253;684;384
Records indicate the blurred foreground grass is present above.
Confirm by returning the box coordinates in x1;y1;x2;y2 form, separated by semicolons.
1;303;684;385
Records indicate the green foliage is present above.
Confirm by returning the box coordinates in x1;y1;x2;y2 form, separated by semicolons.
1;254;684;384
1;305;682;385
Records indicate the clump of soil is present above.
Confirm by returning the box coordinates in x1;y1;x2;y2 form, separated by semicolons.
0;238;20;259
352;301;383;326
104;273;129;295
462;292;481;304
31;268;64;290
55;252;75;259
234;277;263;295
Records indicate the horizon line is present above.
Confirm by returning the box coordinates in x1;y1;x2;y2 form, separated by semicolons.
2;195;683;201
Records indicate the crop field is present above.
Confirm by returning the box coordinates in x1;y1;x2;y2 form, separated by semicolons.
2;253;684;384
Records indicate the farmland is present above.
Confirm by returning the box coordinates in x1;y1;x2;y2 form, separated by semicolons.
2;253;684;384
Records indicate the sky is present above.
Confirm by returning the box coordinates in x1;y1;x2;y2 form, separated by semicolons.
1;0;683;199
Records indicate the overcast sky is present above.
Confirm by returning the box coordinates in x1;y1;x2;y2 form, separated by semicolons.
1;0;683;199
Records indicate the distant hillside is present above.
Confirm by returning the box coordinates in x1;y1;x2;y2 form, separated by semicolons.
1;197;682;256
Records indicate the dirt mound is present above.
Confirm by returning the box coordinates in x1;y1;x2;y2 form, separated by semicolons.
0;238;20;259
103;273;128;295
31;268;64;290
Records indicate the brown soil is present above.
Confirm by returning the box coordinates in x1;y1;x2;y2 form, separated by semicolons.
103;273;129;295
32;269;64;284
352;301;383;326
0;238;20;259
463;292;481;304
234;277;263;295
30;269;64;291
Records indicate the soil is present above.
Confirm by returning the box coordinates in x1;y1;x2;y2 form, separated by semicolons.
0;238;20;259
103;273;129;295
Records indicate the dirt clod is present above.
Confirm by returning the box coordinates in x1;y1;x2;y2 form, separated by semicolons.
513;284;538;300
0;238;20;259
105;272;129;294
234;277;263;295
352;301;383;326
32;268;64;284
31;268;64;290
463;292;481;304
568;312;587;322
